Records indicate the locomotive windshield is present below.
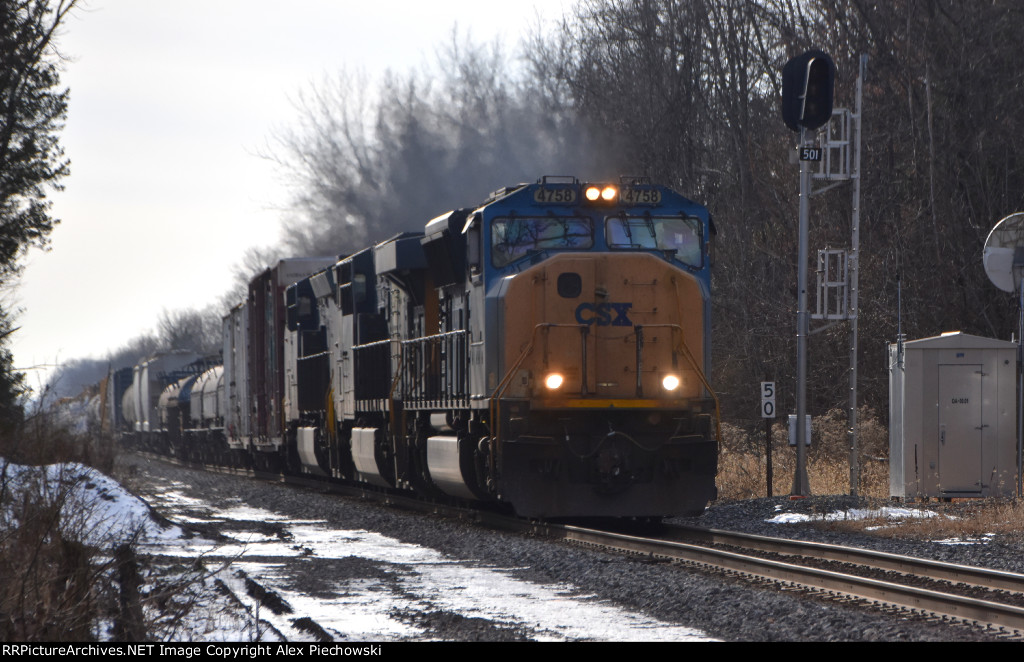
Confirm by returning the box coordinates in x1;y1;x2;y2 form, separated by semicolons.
491;216;593;267
606;215;703;268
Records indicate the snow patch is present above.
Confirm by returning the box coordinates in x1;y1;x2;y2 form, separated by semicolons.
767;506;944;525
1;458;181;547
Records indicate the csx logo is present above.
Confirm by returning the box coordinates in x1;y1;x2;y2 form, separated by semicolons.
574;302;633;326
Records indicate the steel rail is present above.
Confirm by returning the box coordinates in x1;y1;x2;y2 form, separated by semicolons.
668;525;1024;595
560;525;1024;635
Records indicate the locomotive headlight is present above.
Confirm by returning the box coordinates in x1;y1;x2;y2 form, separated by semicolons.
662;374;681;391
584;185;618;203
544;372;564;390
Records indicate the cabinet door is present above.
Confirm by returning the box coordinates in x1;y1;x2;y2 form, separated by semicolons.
938;364;983;493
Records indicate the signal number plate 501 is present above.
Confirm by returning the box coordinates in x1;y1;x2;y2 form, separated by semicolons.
534;187;577;203
799;147;823;162
622;188;662;204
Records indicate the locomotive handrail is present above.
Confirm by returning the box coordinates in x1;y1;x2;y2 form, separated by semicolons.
489;323;580;476
325;386;337;447
491;323;586;406
403;329;467;341
388;340;404;437
298;349;332;361
670;275;723;446
488;320;722;481
635;323;722;446
353;338;392;349
399;329;469;409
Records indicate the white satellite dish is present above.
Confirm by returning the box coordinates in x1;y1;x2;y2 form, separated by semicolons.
984;213;1024;293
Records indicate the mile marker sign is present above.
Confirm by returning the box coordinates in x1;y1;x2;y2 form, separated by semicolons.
760;382;776;418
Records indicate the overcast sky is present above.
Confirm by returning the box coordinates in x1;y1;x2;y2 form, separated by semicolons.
12;0;572;389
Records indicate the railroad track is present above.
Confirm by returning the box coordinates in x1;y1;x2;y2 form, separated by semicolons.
142;452;1024;638
553;523;1024;638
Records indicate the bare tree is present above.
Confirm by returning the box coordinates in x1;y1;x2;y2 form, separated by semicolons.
529;0;1024;423
156;305;221;356
269;28;598;258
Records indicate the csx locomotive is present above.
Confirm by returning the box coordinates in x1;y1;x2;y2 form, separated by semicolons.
111;176;719;519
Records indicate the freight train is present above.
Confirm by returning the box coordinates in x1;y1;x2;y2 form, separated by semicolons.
108;176;719;519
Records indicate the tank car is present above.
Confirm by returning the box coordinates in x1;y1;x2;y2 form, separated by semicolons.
157;373;198;458
283;176;719;518
109;355;225;466
186;365;225;464
121;350;204;453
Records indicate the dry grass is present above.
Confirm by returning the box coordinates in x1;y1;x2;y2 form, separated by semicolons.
0;408;206;641
716;407;1024;541
718;406;889;501
0;401;124;640
1;454;113;640
814;498;1024;542
2;402;116;475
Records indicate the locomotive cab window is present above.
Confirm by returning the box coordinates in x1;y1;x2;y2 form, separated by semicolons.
606;215;703;268
491;216;593;267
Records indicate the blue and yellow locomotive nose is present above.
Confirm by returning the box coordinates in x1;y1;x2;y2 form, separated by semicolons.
491;249;717;518
498;252;706;407
476;177;717;518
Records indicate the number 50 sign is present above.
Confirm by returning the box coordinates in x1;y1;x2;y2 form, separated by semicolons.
760;382;776;419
